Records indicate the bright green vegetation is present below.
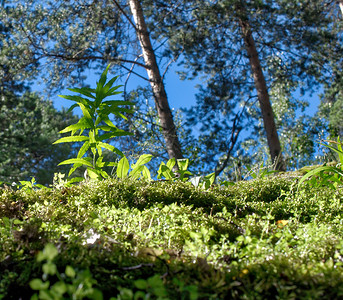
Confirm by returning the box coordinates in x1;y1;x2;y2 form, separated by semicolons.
1;65;342;300
1;175;342;299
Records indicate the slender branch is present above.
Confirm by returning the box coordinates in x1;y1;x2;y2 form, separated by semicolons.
214;119;241;178
214;97;252;178
112;0;138;32
118;63;149;82
20;21;149;70
122;263;154;270
123;54;144;99
161;49;183;81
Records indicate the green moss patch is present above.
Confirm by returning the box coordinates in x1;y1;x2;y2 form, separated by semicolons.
1;175;343;299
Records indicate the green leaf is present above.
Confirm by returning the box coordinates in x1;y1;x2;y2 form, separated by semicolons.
132;154;153;169
177;159;189;171
147;275;164;288
59;119;91;134
30;293;39;300
37;243;58;262
53;136;89;144
58;158;93;167
117;156;130;179
203;172;215;189
103;75;120;94
166;158;176;170
95;65;110;104
107;89;123;97
98;64;110;89
97;125;116;132
113;148;124;157
142;166;151;181
97;131;133;141
66;103;79;113
77;141;90;158
99;169;110;179
29;279;50;291
67;177;84;184
160;164;175;180
68;163;83;177
87;168;101;179
96;155;104;168
79;103;94;124
298;166;343;188
103;100;134;106
65;265;76;278
103;161;116;167
97;142;115;152
103;115;117;127
50;281;67;296
38;290;54;300
320;137;343;165
246;165;257;179
89;130;96;144
42;262;57;275
68;87;96;99
113;111;128;120
129;165;144;180
134;279;148;290
58;94;92;107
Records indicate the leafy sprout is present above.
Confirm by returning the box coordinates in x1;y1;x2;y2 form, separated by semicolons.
298;137;343;190
53;64;134;181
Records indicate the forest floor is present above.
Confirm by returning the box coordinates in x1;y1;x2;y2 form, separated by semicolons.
1;174;343;299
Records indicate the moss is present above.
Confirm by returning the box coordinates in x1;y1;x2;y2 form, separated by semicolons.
1;175;343;299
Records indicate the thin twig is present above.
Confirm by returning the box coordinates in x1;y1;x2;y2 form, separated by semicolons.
122;263;154;270
112;0;138;32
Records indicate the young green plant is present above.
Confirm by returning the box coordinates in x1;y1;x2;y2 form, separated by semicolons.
298;137;343;190
116;154;153;180
53;65;134;181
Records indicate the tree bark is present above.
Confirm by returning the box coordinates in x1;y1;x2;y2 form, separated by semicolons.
128;0;183;160
239;18;285;171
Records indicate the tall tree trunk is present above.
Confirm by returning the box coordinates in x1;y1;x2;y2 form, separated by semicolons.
339;0;343;17
128;0;183;160
239;18;285;171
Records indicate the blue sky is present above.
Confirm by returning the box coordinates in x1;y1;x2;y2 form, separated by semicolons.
49;64;200;113
45;63;320;120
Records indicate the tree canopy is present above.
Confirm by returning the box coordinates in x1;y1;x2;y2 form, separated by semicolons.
0;0;342;181
0;91;79;185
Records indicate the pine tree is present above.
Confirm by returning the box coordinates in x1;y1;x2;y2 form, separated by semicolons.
2;0;184;161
